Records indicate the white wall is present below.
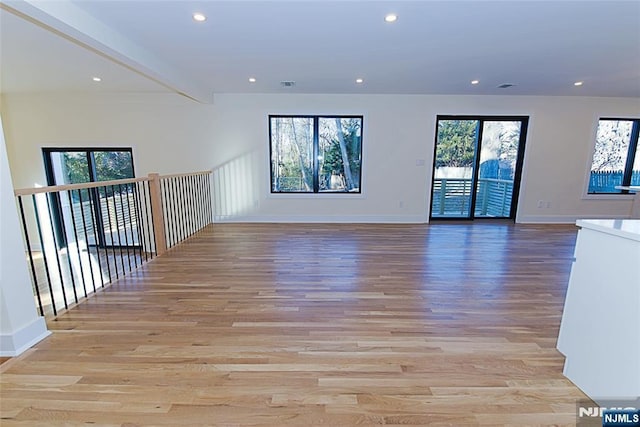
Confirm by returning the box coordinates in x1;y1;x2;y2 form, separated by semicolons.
2;92;639;223
1;93;217;187
0;112;50;356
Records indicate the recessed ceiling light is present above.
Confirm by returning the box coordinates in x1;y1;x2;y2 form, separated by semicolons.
248;77;256;83
356;78;364;84
193;13;206;22
92;77;101;82
471;80;480;85
574;81;584;86
384;14;398;23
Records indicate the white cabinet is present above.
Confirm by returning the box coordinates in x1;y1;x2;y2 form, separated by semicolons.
557;220;640;402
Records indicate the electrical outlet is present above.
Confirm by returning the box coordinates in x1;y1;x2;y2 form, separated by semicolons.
399;201;404;208
537;200;545;208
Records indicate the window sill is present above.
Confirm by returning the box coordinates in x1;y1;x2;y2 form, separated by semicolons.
582;193;636;201
268;192;365;200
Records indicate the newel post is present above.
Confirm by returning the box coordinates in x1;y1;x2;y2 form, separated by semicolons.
148;173;167;256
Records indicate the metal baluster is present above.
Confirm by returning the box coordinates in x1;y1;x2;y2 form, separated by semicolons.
143;181;158;257
161;179;173;248
206;173;213;225
45;193;69;310
187;175;194;235
175;177;181;243
57;192;79;305
188;175;195;235
18;196;45;316
78;189;98;293
126;183;140;268
135;181;150;262
193;175;200;233
131;182;142;263
32;194;57;315
179;176;187;241
201;174;208;229
185;175;195;237
103;185;119;280
183;176;191;237
118;184;132;273
89;188;109;287
193;175;200;232
113;185;126;274
176;176;184;244
67;190;87;298
196;174;204;231
170;177;179;247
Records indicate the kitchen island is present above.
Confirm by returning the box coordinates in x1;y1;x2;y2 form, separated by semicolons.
557;219;640;402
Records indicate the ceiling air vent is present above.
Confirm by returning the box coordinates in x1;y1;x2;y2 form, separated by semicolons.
280;81;296;88
497;83;515;89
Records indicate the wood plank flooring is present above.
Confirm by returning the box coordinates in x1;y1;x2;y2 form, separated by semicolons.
0;223;589;426
29;246;147;317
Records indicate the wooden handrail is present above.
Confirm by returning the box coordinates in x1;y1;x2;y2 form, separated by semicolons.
13;170;212;196
14;177;149;196
158;170;212;180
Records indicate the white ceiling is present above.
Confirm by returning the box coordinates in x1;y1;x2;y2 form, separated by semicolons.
1;0;639;102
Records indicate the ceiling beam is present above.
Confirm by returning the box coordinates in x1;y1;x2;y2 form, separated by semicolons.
0;0;213;103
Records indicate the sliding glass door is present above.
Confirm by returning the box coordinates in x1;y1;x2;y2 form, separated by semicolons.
430;116;528;220
43;148;137;248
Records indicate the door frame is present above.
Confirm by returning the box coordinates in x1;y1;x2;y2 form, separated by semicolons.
429;115;529;221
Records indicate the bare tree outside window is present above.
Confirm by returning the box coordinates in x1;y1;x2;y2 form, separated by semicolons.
270;116;363;193
270;117;313;192
588;119;639;193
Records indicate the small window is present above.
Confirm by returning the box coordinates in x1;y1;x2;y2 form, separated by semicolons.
588;118;640;194
269;115;363;193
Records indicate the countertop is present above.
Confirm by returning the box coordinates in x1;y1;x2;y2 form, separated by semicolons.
576;219;640;242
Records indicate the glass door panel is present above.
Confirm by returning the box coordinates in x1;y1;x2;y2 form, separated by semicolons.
93;151;135;182
474;121;522;218
44;149;135;248
430;116;528;220
49;151;91;185
46;151;98;246
92;151;137;246
431;119;479;218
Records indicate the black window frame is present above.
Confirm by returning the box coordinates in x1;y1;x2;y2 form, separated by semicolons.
587;118;640;195
269;115;364;194
429;115;529;221
42;147;136;249
42;147;136;186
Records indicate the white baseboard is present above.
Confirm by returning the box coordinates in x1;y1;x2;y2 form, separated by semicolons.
215;213;632;225
214;214;428;223
517;214;631;224
0;317;51;357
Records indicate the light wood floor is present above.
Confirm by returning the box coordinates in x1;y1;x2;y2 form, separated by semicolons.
30;246;147;317
1;223;589;426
